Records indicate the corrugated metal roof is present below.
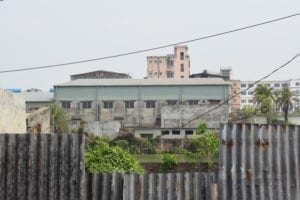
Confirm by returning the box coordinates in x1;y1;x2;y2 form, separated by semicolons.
55;78;230;87
22;91;53;102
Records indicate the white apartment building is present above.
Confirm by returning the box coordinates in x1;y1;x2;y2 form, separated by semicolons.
240;79;300;111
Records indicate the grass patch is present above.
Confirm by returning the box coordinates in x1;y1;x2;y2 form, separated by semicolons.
134;154;211;163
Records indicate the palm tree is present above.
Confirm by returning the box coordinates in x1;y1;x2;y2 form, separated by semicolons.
276;87;296;124
50;103;70;133
253;84;275;124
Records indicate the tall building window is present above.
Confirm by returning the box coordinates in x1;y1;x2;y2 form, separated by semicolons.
180;52;184;60
61;101;71;109
82;101;92;109
166;71;174;78
103;101;113;109
125;101;134;109
167;58;174;67
180;64;184;72
146;101;156;108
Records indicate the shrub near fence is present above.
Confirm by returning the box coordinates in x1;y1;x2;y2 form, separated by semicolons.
85;172;217;200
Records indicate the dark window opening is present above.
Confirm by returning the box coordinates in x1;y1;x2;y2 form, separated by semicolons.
82;101;92;109
166;71;174;78
172;130;180;135
180;64;184;72
61;101;71;109
146;101;156;108
185;130;193;135
209;100;221;105
188;100;198;105
180;52;184;60
167;100;177;105
103;101;113;109
125;101;134;109
161;130;169;135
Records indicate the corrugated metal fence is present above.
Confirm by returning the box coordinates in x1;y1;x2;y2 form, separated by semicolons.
85;172;217;200
0;134;85;200
219;124;300;200
3;124;299;199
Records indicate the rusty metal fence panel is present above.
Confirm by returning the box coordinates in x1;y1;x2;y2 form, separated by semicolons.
85;172;216;200
218;124;300;200
0;134;85;200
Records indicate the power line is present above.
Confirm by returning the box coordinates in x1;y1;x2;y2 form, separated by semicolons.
1;12;300;74
180;53;300;127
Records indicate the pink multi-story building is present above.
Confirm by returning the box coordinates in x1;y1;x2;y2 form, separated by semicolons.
146;46;190;79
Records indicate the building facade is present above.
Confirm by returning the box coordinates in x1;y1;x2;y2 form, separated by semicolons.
147;46;190;79
54;78;230;137
229;80;241;111
190;68;240;111
240;79;300;111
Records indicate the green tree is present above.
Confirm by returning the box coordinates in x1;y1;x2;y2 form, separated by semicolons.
276;87;296;124
253;84;275;124
85;140;144;174
50;103;70;133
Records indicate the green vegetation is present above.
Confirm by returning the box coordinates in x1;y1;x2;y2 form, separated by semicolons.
160;154;178;172
196;122;208;135
253;84;275;124
276;87;296;124
133;154;200;163
50;103;70;133
85;139;144;174
110;133;157;154
187;123;219;171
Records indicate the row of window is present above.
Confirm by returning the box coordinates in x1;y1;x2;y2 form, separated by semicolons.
149;64;185;76
161;129;194;135
61;100;213;109
241;83;290;88
149;72;185;78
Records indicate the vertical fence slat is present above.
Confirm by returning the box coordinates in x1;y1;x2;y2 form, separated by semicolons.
16;135;26;200
5;134;16;200
112;173;122;200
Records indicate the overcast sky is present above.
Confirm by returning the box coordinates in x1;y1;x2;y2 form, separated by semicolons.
0;0;300;91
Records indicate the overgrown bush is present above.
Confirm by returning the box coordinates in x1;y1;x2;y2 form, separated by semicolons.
160;154;178;172
85;140;144;174
196;122;208;135
187;132;219;171
110;133;157;154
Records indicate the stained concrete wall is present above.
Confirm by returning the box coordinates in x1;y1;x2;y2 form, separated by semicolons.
0;89;26;133
26;107;51;133
86;121;121;138
161;104;229;129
